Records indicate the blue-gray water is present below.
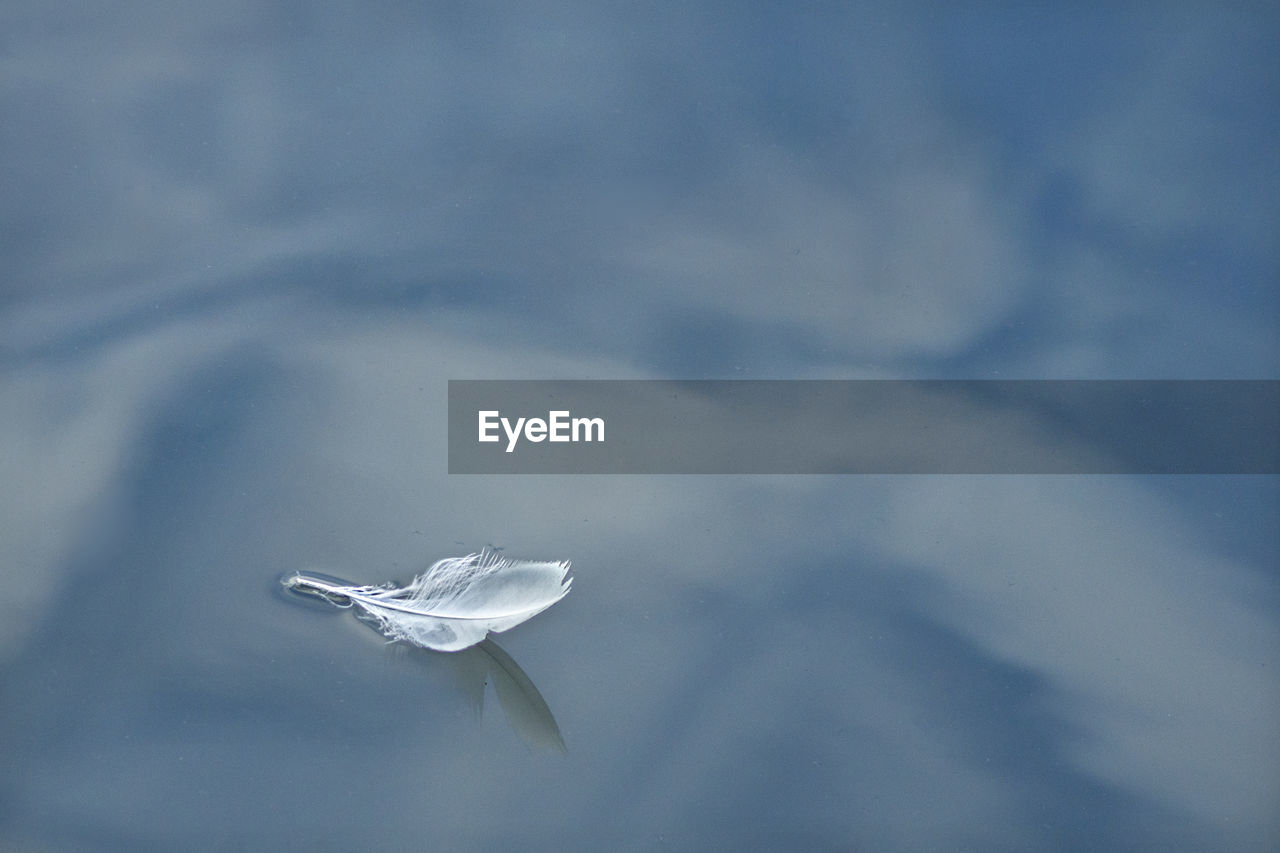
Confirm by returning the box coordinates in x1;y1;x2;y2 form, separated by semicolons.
2;3;1277;851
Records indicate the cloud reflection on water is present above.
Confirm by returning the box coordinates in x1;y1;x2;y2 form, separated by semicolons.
1;2;1276;850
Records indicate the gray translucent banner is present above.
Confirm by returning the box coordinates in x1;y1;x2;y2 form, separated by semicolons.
447;380;1279;474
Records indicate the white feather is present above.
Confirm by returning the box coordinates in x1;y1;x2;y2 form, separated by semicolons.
283;551;571;651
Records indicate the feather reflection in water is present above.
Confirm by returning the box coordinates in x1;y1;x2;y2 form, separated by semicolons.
282;551;571;750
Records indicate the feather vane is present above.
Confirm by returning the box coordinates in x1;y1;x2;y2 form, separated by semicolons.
284;551;571;651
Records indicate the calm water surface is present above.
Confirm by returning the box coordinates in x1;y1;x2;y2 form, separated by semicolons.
2;3;1277;850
